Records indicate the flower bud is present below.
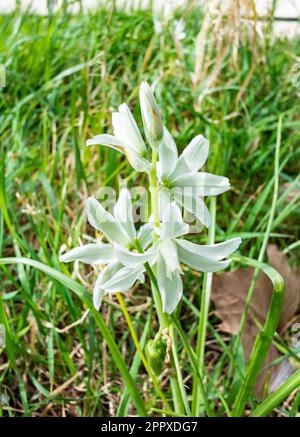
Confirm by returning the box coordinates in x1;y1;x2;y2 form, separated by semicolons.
145;332;167;376
139;81;164;149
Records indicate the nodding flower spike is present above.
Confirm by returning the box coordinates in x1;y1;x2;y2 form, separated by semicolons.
65;82;242;315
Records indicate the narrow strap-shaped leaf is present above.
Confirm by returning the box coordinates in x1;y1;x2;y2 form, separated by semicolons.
0;257;147;416
250;369;300;417
231;255;285;417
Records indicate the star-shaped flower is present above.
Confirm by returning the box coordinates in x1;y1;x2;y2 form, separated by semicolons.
59;189;152;309
114;202;241;314
157;129;230;227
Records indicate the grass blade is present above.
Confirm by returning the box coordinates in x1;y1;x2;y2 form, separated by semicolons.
0;257;147;416
250;369;300;417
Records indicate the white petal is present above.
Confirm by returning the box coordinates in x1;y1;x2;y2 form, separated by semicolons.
171;135;209;178
158;188;172;221
113;189;136;241
113;243;157;268
173;188;211;227
173;172;230;196
176;240;233;272
137;223;153;250
86;134;125;153
157;127;178;180
157;256;183;314
160;202;189;240
102;264;145;293
119;103;147;154
59;243;115;265
112;105;147;155
175;237;241;260
85;197;130;246
125;148;151;173
93;261;121;309
159;239;181;277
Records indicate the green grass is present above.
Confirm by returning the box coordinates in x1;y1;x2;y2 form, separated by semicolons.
0;4;299;416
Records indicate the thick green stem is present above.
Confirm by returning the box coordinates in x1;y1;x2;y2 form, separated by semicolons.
192;196;216;416
147;147;169;329
231;255;285;417
147;147;188;414
250;369;300;417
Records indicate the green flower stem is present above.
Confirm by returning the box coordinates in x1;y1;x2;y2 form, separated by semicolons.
115;292;171;411
231;255;285;417
147;147;186;414
147;147;169;329
192;195;216;416
250;369;300;417
149;148;159;229
135;240;186;414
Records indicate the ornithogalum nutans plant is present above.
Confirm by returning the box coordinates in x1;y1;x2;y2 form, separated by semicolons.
60;82;241;316
59;82;242;403
55;83;288;417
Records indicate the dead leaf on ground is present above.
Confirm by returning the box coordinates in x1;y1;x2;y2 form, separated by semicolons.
211;244;300;397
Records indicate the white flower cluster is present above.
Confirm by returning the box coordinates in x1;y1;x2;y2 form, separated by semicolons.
60;82;241;314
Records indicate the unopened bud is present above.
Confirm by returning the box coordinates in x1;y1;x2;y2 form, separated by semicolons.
139;81;164;149
145;331;167;376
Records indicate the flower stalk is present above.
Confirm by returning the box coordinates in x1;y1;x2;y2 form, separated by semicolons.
59;81;242;416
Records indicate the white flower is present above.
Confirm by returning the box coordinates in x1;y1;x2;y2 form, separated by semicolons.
157;128;230;227
59;189;152;310
139;81;164;149
86;103;151;173
114;202;241;314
